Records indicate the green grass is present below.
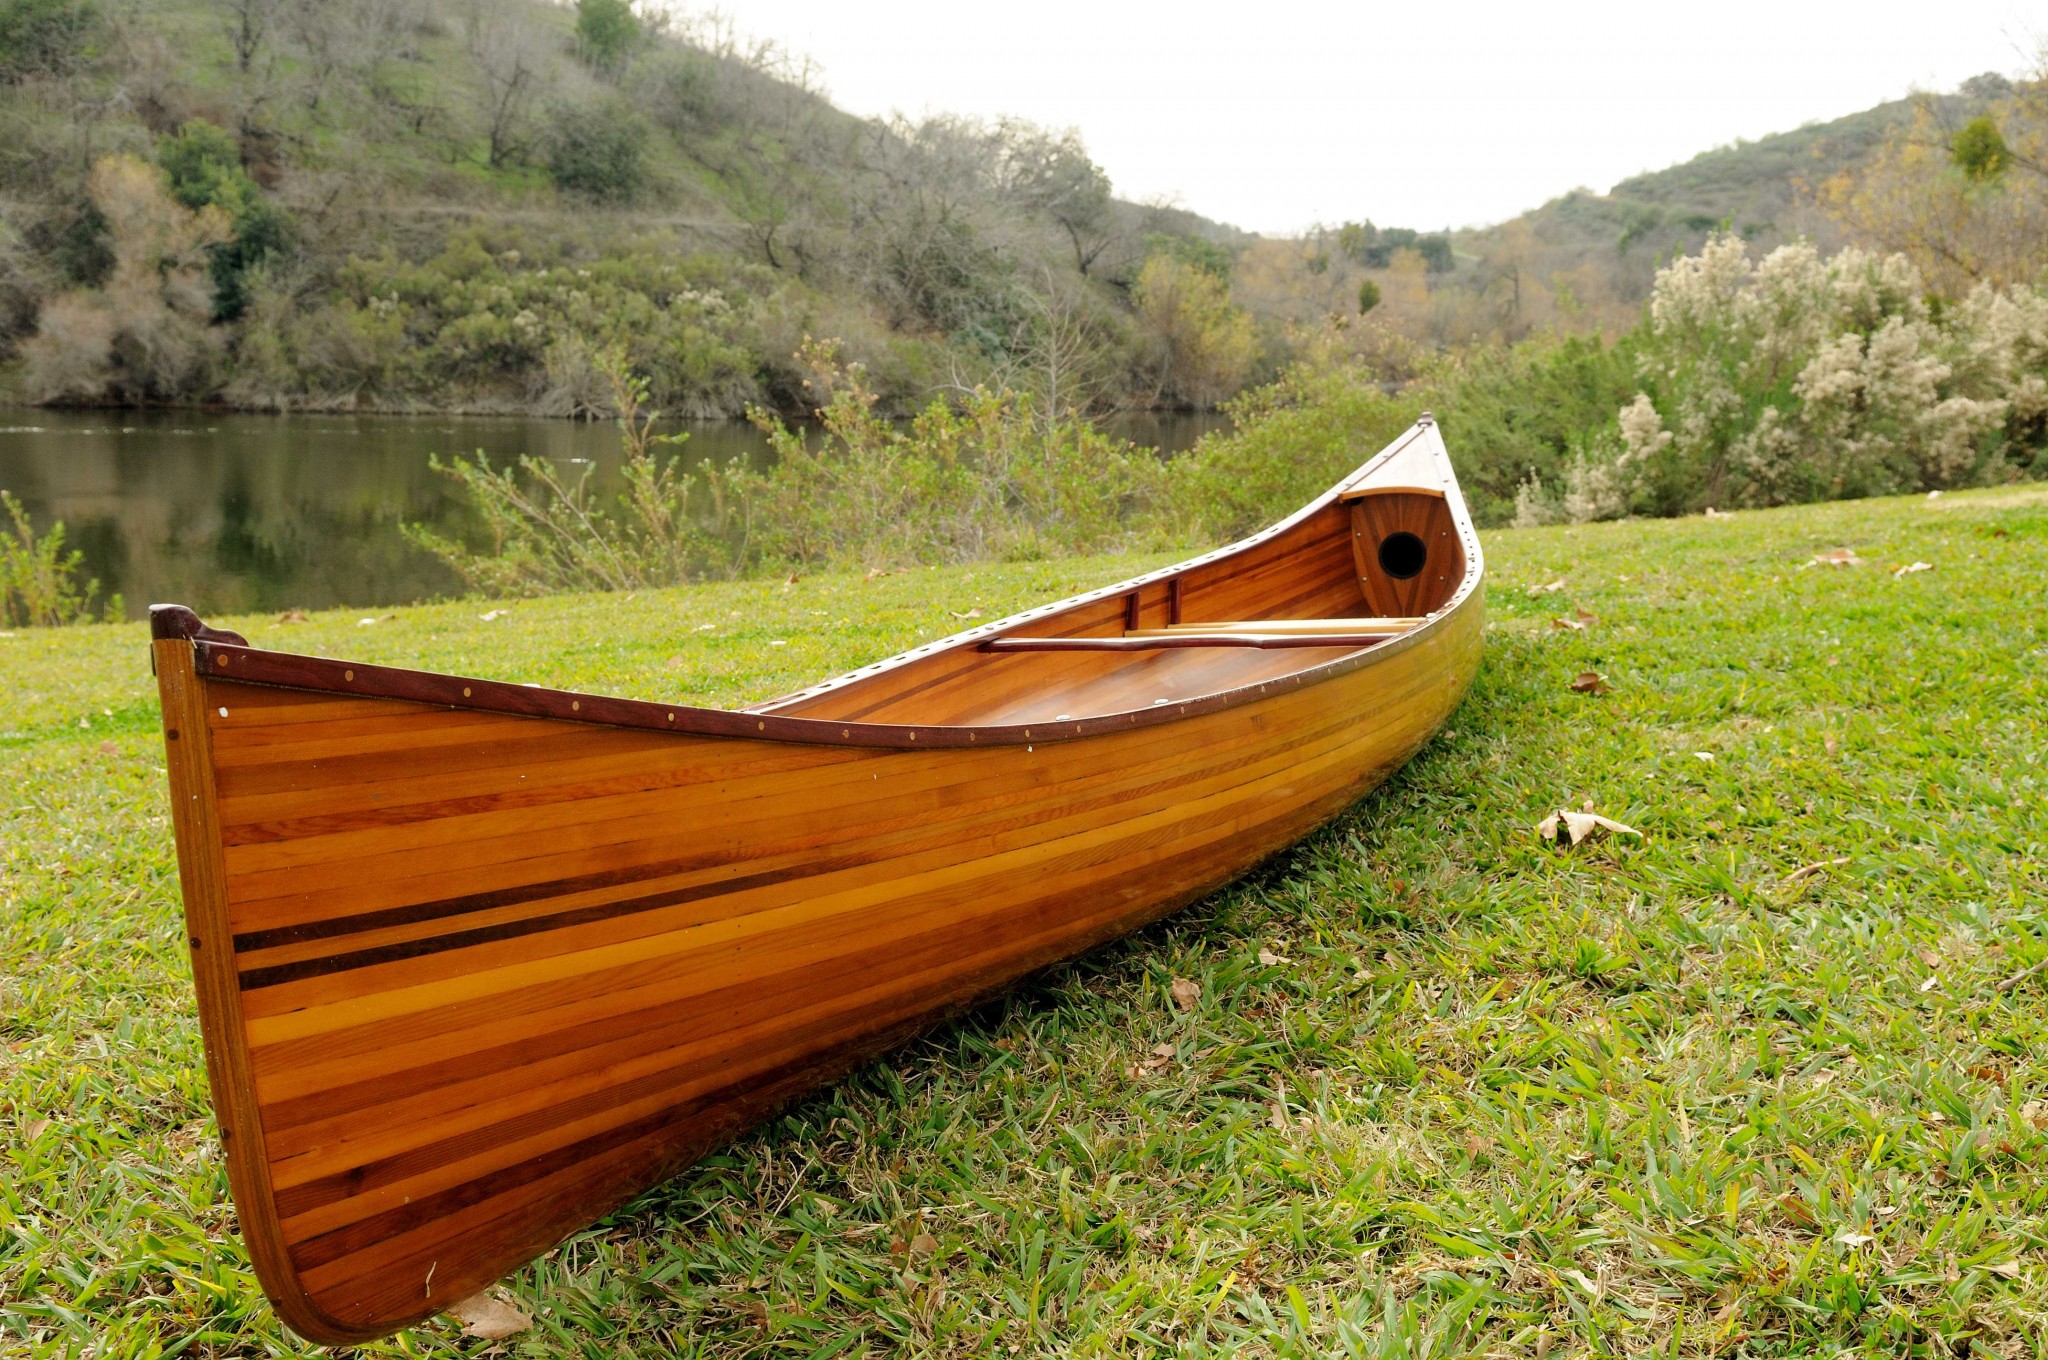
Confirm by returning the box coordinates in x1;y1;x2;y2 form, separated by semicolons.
4;490;2048;1357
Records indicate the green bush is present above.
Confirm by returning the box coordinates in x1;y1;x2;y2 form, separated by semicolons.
0;490;116;625
545;104;651;204
573;0;641;79
156;120;290;319
0;0;99;83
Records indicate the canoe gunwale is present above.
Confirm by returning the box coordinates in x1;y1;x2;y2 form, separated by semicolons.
150;418;1484;750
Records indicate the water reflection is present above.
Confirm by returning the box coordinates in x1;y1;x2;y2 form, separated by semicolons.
0;408;1229;617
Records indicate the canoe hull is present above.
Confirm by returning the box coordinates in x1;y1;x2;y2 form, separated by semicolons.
155;595;1480;1342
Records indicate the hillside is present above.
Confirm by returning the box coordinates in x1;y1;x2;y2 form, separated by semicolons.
0;0;1252;417
1434;77;2013;334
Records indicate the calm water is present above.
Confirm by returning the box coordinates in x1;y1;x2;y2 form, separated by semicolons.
0;409;1227;618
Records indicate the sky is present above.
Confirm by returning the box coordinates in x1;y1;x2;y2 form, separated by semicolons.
699;1;2043;236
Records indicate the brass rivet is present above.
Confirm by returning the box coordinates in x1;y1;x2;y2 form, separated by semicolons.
909;731;917;740
667;713;674;722
344;669;353;681
462;686;471;697
215;654;228;667
758;721;765;730
572;700;581;711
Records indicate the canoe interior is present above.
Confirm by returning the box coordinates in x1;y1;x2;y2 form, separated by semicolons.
149;418;1484;1344
762;490;1467;728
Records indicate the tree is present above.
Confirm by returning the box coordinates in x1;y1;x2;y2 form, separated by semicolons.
0;0;100;83
157;120;289;318
1133;254;1258;407
1953;115;2013;182
222;0;279;74
462;2;547;169
1357;278;1381;314
574;0;640;79
993;121;1115;275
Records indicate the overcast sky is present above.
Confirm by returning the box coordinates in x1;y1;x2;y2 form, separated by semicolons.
705;1;2043;236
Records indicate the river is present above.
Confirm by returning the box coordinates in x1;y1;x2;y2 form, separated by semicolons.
0;409;1227;618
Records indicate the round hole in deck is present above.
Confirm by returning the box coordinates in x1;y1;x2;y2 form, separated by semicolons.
1377;531;1427;580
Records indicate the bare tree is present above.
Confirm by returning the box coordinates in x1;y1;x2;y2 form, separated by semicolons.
224;0;281;74
461;2;548;169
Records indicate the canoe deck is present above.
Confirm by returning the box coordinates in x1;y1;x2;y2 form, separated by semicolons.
150;417;1485;1343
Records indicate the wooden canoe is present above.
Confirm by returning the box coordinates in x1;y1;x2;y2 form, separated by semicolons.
149;416;1484;1343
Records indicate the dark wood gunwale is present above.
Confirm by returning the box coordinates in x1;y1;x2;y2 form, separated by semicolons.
149;417;1484;750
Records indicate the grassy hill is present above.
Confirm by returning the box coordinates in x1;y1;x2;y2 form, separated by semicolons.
0;0;1250;416
1442;76;2013;329
4;485;2047;1354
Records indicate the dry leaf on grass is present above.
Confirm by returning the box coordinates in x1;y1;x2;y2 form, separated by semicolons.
1835;1232;1875;1248
447;1291;530;1339
97;740;117;756
1990;1260;2024;1279
1257;948;1289;966
1526;578;1567;597
863;566;891;581
1537;808;1642;846
1128;1043;1178;1078
1169;977;1201;1012
1569;671;1609;694
1704;506;1729;519
2021;1100;2048;1129
949;608;984;620
739;1296;770;1329
1802;547;1862;569
479;609;510;622
782;573;801;591
23;1118;49;1141
1893;561;1934;577
1552;616;1588;632
1917;975;1940;993
276;608;308;623
1783;856;1849;885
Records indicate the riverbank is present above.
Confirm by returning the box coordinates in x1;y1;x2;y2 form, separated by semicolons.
5;486;2047;1354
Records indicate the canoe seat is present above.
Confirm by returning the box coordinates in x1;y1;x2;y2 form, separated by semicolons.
982;618;1425;653
1128;616;1425;637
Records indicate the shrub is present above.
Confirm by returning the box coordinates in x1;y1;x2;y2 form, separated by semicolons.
0;490;116;625
0;0;99;83
156;120;289;320
546;104;651;204
573;0;641;79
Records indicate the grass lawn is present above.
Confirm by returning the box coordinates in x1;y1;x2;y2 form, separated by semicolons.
4;487;2047;1357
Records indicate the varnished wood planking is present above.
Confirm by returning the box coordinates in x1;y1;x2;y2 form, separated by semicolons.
151;418;1484;1342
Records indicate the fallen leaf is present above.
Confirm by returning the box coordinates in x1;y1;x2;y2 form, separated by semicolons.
782;573;800;591
1802;547;1862;569
1703;506;1728;519
1990;1259;2023;1279
357;616;380;627
1573;607;1599;625
1693;751;1715;762
276;609;308;623
1270;1076;1289;1130
1824;733;1840;757
1551;616;1588;632
740;1296;770;1328
769;639;788;647
1151;1043;1176;1059
1526;578;1567;596
1569;671;1609;694
479;608;510;621
908;1231;939;1259
1835;1232;1875;1248
1918;975;1940;993
1892;561;1933;577
1169;977;1201;1012
949;608;984;620
24;1118;49;1141
447;1292;530;1340
97;740;117;756
864;566;889;581
1926;489;1943;500
1783;857;1849;885
2021;1100;2048;1129
1538;808;1643;846
1257;949;1289;966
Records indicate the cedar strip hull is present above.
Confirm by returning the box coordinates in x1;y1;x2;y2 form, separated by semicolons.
151;418;1485;1343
